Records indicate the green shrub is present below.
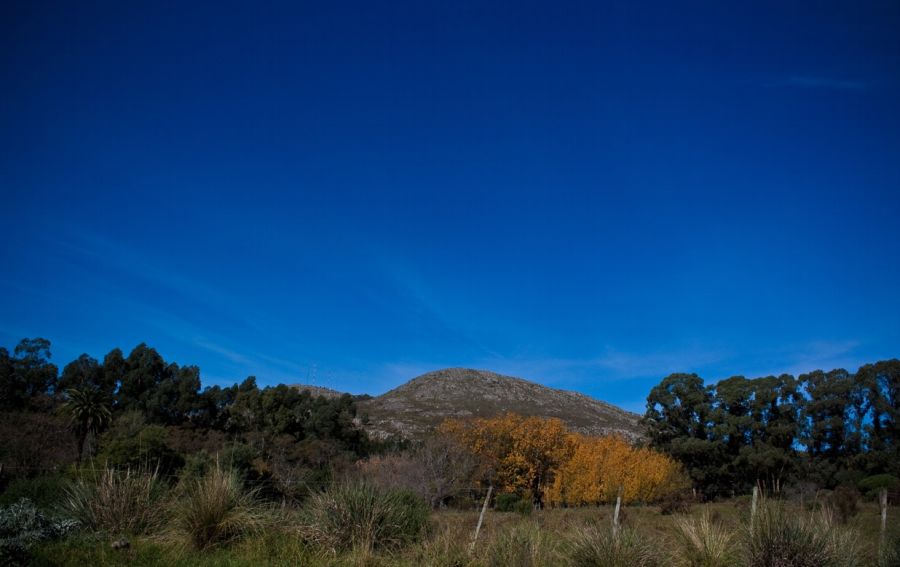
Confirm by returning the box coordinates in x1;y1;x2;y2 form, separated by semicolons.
0;474;70;509
746;500;862;567
859;474;900;498
98;417;183;475
169;464;270;550
300;481;429;553
565;524;659;567
495;492;532;515
672;509;737;567
0;498;77;566
63;465;165;535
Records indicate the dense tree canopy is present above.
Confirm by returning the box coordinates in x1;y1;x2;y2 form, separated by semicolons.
0;337;372;495
643;360;900;496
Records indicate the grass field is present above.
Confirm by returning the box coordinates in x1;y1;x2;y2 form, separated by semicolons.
29;500;899;566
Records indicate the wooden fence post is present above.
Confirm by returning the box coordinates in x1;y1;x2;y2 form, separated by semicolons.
613;486;623;536
880;487;888;553
470;485;493;552
750;485;759;537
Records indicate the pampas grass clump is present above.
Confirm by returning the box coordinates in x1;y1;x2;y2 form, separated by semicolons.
64;465;164;535
169;464;271;550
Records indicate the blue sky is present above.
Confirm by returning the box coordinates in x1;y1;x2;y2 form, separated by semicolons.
1;1;899;412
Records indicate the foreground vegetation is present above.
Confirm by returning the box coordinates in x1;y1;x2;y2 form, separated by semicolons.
18;497;900;566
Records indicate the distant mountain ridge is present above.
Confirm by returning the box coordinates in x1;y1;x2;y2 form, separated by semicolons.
354;368;642;441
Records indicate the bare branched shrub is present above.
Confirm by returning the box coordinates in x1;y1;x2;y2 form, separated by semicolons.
357;435;476;509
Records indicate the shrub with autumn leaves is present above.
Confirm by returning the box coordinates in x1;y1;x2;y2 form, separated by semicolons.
438;413;688;508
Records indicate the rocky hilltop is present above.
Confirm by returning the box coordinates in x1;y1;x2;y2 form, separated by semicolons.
290;384;348;399
357;368;642;441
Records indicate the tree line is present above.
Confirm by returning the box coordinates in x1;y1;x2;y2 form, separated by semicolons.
642;360;900;497
0;337;372;500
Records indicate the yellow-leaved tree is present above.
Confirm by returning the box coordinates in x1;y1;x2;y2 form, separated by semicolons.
438;413;574;507
439;413;687;508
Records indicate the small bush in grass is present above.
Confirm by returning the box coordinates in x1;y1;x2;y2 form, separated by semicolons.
169;464;270;550
301;481;429;553
672;509;737;567
495;492;532;515
63;465;165;535
565;523;660;567
0;474;71;509
746;500;862;567
0;498;78;566
659;490;694;515
830;485;860;523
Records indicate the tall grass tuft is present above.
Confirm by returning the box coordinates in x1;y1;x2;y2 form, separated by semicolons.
169;463;271;550
565;523;660;567
300;481;429;554
672;509;737;567
483;521;560;567
414;523;473;567
746;500;862;567
63;464;165;535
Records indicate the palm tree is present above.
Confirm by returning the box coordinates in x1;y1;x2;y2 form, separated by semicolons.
62;386;112;462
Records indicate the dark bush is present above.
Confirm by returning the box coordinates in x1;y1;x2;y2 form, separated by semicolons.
98;413;183;475
0;474;70;509
859;475;900;502
495;492;531;514
659;490;693;515
830;485;859;524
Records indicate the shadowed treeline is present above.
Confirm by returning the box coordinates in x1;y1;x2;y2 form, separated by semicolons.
643;361;900;497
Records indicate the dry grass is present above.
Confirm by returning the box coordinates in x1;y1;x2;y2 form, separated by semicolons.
746;500;863;567
33;497;898;566
672;508;738;567
63;465;165;535
300;481;430;554
167;464;271;550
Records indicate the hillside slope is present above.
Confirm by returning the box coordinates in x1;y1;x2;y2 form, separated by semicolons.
358;368;642;440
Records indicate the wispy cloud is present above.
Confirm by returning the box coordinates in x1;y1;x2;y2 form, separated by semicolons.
740;339;865;378
47;228;267;331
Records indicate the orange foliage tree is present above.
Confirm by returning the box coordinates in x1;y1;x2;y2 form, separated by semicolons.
438;413;574;507
547;435;688;505
438;413;687;507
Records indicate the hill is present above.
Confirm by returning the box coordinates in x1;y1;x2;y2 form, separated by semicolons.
357;368;642;440
290;384;348;399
